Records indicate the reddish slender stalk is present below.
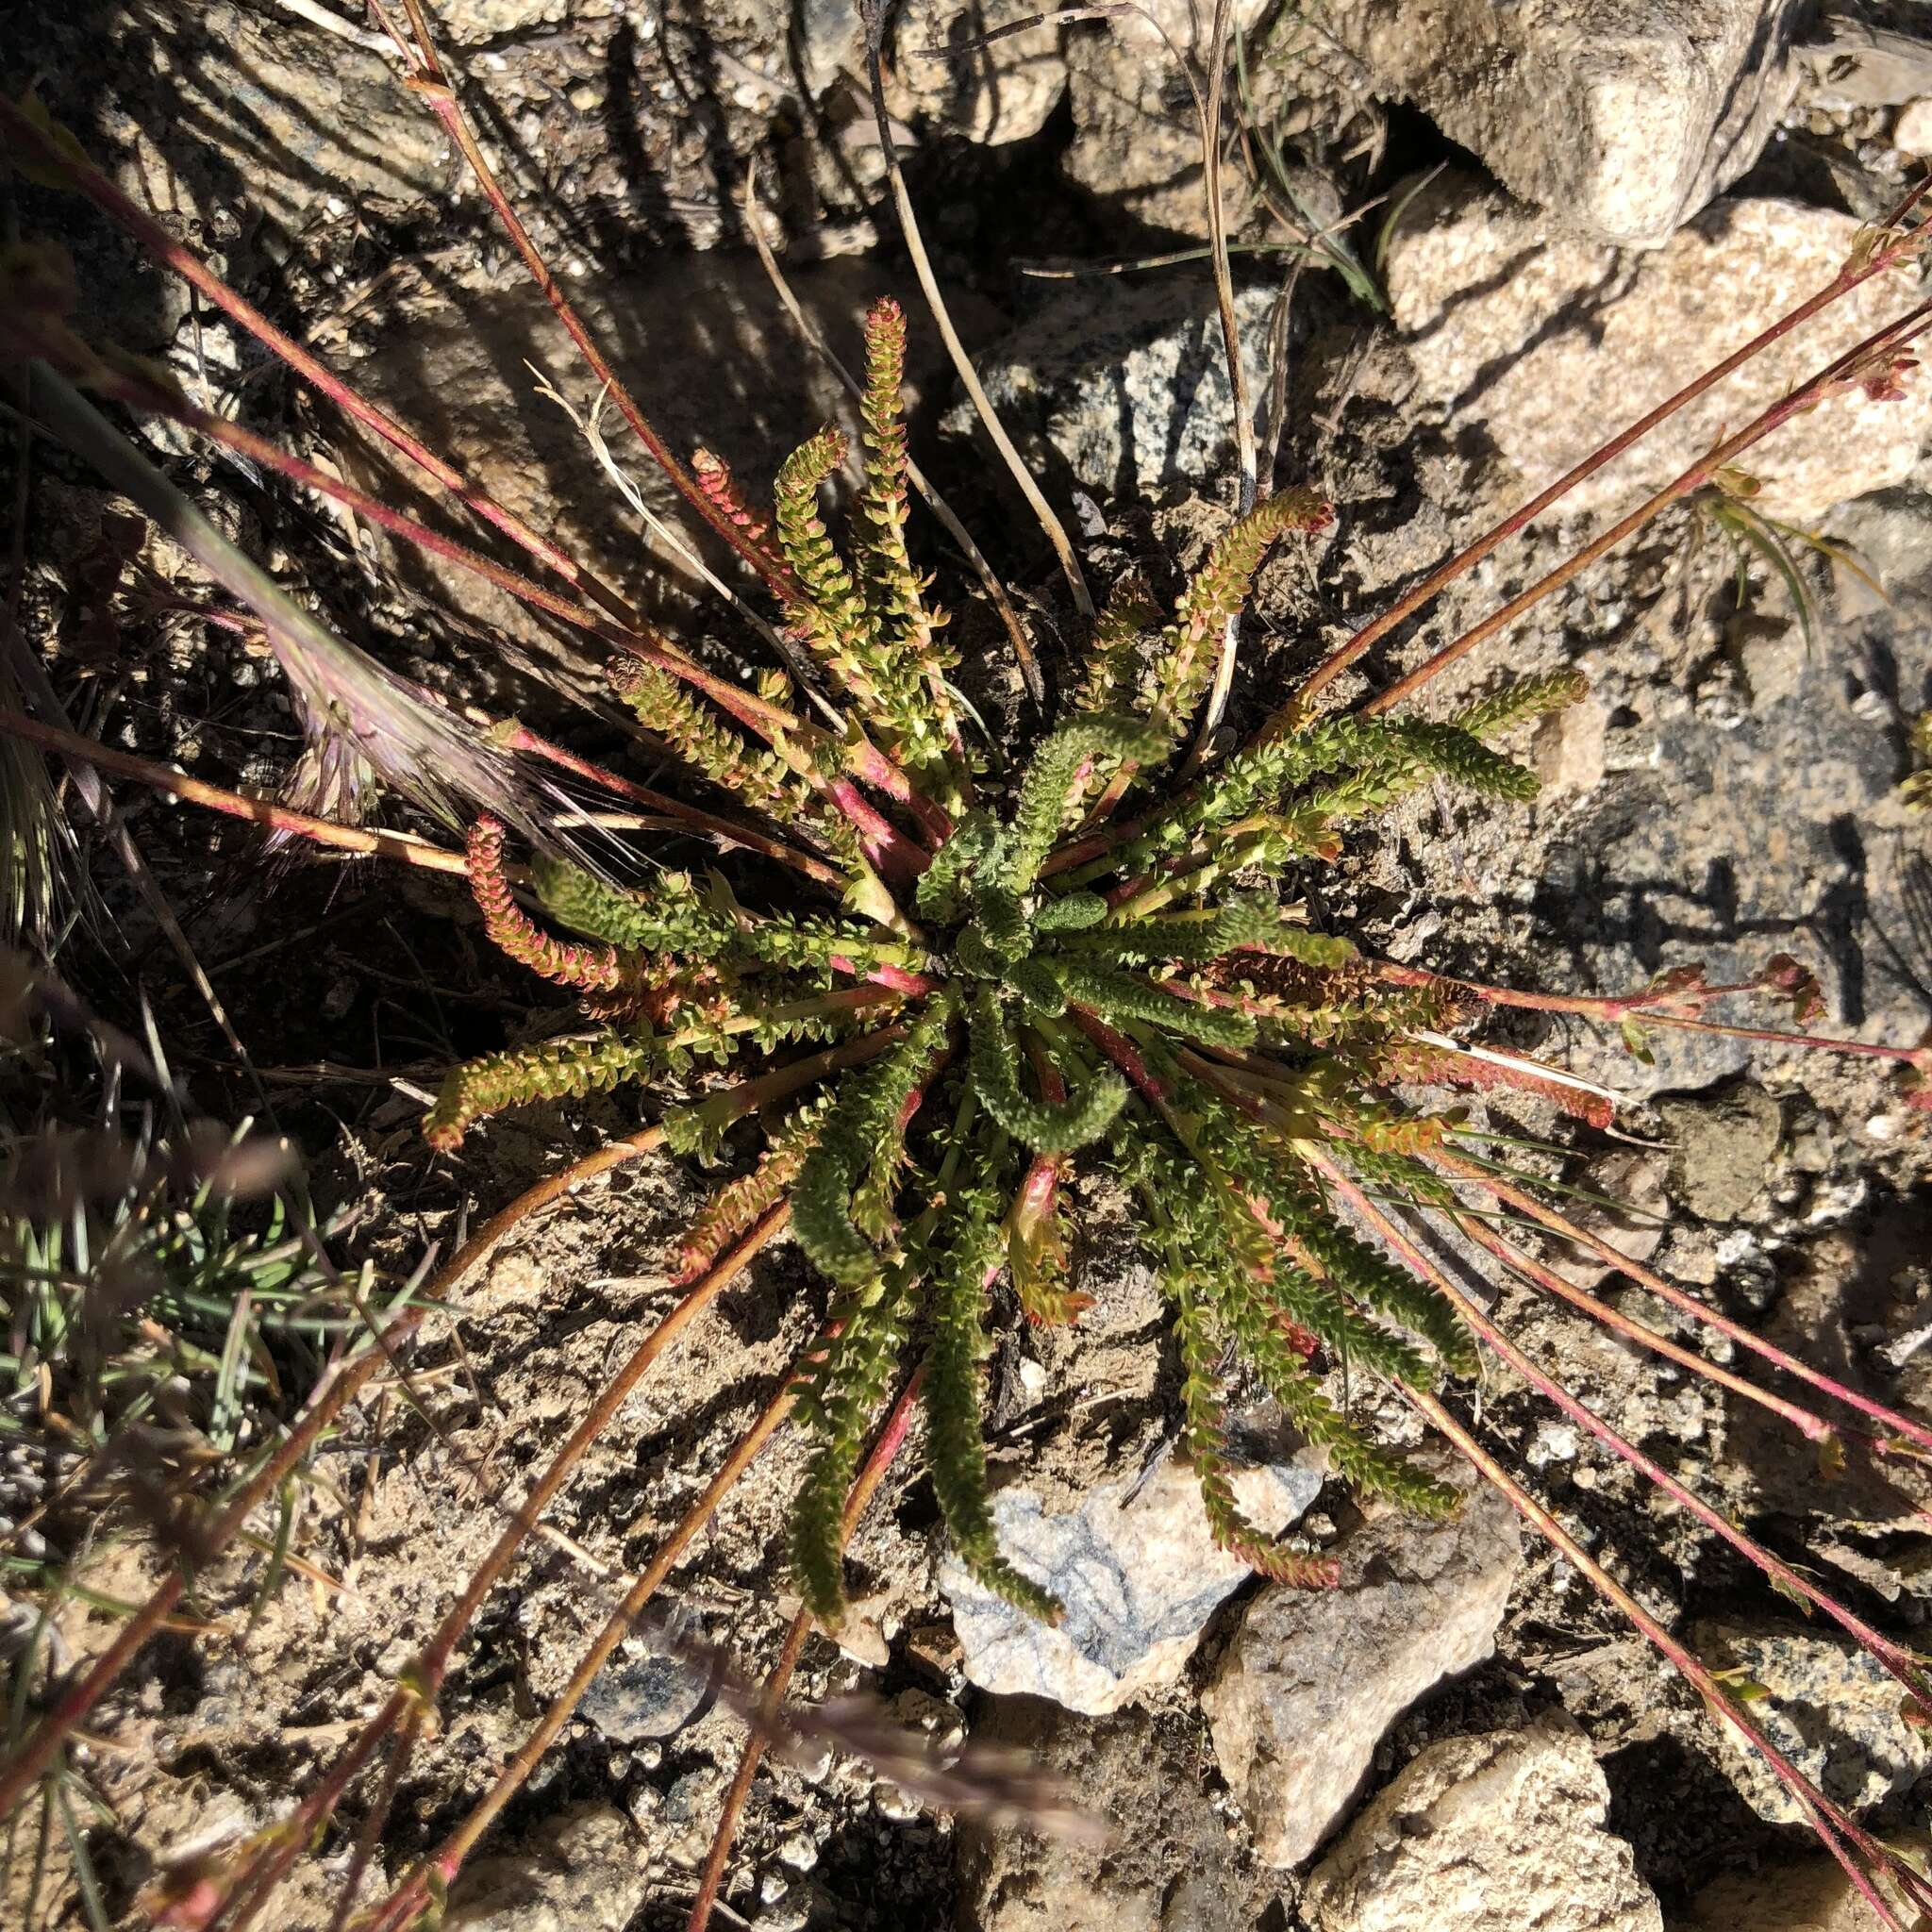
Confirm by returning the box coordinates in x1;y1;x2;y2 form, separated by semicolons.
684;1366;926;1932
503;723;848;891
1371;958;1932;1079
0;93;641;630
1280;180;1932;722
328;1364;801;1932
1312;1152;1932;1715
223;1208;789;1928
0;1302;428;1820
378;5;789;598
1404;1381;1927;1932
1361;300;1932;713
1429;1148;1932;1457
1441;1200;1839;1445
0;710;471;873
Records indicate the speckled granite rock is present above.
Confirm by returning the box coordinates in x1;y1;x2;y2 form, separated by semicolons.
1203;1467;1522;1868
940;1433;1324;1716
1693;1622;1932;1824
1304;1717;1662;1932
1306;0;1800;247
941;278;1277;506
1385;176;1932;524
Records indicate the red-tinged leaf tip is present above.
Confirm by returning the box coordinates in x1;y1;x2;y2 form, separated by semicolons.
1762;951;1825;1024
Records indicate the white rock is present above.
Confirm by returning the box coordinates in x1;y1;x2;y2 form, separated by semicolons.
445;1804;649;1932
1203;1468;1522;1868
890;0;1067;145
940;1436;1324;1715
1316;0;1796;246
1304;1718;1662;1932
1694;1622;1932;1824
1534;695;1610;797
1898;98;1932;158
1387;178;1932;523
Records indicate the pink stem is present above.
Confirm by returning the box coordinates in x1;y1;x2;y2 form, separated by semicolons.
0;94;641;630
1280;176;1932;722
1429;1148;1932;1457
1064;1006;1171;1102
1404;1379;1928;1932
0;710;470;874
1362;298;1932;713
1310;1149;1932;1715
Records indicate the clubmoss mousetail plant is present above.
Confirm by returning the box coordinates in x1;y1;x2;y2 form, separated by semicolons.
4;21;1932;1931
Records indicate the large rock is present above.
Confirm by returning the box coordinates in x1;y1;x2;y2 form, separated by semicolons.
1307;1;1801;247
1061;0;1272;230
1693;1622;1932;1825
1385;177;1932;524
1201;1470;1522;1868
890;0;1068;145
1303;1718;1663;1932
944;278;1278;507
940;1434;1324;1716
445;1803;650;1932
954;1701;1274;1932
1674;1836;1932;1932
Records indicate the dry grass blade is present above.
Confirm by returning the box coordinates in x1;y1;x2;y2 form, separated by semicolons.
741;165;1043;704
857;0;1094;626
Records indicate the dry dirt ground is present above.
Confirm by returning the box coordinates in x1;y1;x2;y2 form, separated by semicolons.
5;4;1932;1930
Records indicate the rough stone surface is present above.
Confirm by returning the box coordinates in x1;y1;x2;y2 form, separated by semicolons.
1546;1150;1670;1289
445;1803;651;1931
1897;97;1932;157
1674;1837;1932;1931
1061;0;1273;230
941;1433;1324;1716
1657;1081;1784;1223
577;1640;709;1742
1693;1622;1932;1824
944;278;1276;506
1533;693;1611;797
890;0;1067;145
1385;177;1932;522
1306;0;1800;246
1303;1718;1663;1932
954;1700;1273;1932
1201;1469;1522;1868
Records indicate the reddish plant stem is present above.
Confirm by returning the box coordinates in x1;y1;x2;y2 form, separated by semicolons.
684;1365;927;1932
225;1208;786;1929
1371;958;1931;1075
1428;1148;1932;1457
0;94;641;630
1441;1199;1840;1446
1311;1152;1932;1716
1279;181;1932;723
10;309;928;875
382;6;791;600
0;709;472;873
1064;1006;1170;1103
501;723;848;891
358;1352;805;1932
230;1036;903;1925
1403;1381;1926;1932
0;1301;426;1821
1360;299;1932;713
